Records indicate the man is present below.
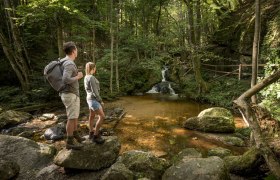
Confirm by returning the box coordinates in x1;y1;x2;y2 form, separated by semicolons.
60;41;85;150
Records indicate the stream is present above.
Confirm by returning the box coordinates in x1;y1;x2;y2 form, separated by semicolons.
106;94;248;159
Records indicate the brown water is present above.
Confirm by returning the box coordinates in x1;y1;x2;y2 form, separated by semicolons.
110;94;247;159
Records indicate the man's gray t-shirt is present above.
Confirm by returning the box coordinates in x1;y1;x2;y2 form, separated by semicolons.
84;75;102;102
60;57;79;96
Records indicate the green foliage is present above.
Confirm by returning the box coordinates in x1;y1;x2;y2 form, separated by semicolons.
260;45;280;121
181;73;250;108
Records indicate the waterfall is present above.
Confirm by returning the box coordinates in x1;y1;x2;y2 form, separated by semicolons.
168;83;175;95
161;67;168;82
147;86;159;94
146;66;177;96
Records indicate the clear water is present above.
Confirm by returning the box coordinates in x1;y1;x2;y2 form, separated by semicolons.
111;94;247;159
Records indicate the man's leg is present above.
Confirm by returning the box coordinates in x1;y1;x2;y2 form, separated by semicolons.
73;118;85;143
66;119;75;136
66;119;83;150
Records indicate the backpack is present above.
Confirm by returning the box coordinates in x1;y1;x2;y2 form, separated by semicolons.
44;58;68;92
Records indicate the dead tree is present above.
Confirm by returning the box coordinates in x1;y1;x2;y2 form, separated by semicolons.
233;70;280;178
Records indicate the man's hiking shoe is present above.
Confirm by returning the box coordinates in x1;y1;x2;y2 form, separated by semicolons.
93;134;105;144
73;131;86;143
66;136;83;150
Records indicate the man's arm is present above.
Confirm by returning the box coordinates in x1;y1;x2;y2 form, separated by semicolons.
62;64;82;84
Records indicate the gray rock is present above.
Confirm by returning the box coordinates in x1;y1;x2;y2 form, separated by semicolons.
183;107;235;133
0;159;20;180
54;136;121;170
172;148;202;165
0;135;56;179
101;162;133;180
208;147;232;158
44;123;66;141
41;113;55;120
163;156;230;180
118;150;170;180
0;110;32;129
36;164;60;179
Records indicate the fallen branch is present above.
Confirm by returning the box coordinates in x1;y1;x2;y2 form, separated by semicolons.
113;112;126;129
233;70;280;178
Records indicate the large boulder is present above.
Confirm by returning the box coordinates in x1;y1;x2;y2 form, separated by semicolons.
171;148;202;165
108;150;170;180
101;162;134;180
0;135;56;179
54;136;120;170
0;159;20;180
35;164;107;180
183;107;235;133
224;148;265;175
197;107;234;119
0;110;32;129
163;156;230;180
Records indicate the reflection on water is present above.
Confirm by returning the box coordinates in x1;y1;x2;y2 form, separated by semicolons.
112;94;247;159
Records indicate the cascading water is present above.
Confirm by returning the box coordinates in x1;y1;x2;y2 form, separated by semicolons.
147;66;177;96
162;66;168;82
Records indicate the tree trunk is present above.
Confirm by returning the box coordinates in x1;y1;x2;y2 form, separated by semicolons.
57;18;64;58
195;0;202;46
251;0;260;104
155;0;163;36
116;0;120;92
0;32;29;91
92;27;96;63
234;70;280;178
2;0;30;91
185;0;208;93
110;0;114;94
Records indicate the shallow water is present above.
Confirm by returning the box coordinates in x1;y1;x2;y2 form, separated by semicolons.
110;94;247;159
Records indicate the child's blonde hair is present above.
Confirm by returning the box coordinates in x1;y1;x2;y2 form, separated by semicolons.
85;62;96;75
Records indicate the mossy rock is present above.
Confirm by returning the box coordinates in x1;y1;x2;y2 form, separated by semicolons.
198;107;234;120
118;150;170;180
208;147;232;158
183;107;235;133
223;136;245;147
0;110;32;129
224;147;264;175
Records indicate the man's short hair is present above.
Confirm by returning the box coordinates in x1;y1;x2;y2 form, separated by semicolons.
63;41;76;55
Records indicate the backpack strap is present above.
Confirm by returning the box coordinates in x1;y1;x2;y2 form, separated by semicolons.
58;58;68;65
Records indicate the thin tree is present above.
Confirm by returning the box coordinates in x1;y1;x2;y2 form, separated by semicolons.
184;0;208;93
56;15;64;58
115;0;120;92
251;0;261;103
0;0;31;91
110;0;114;94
